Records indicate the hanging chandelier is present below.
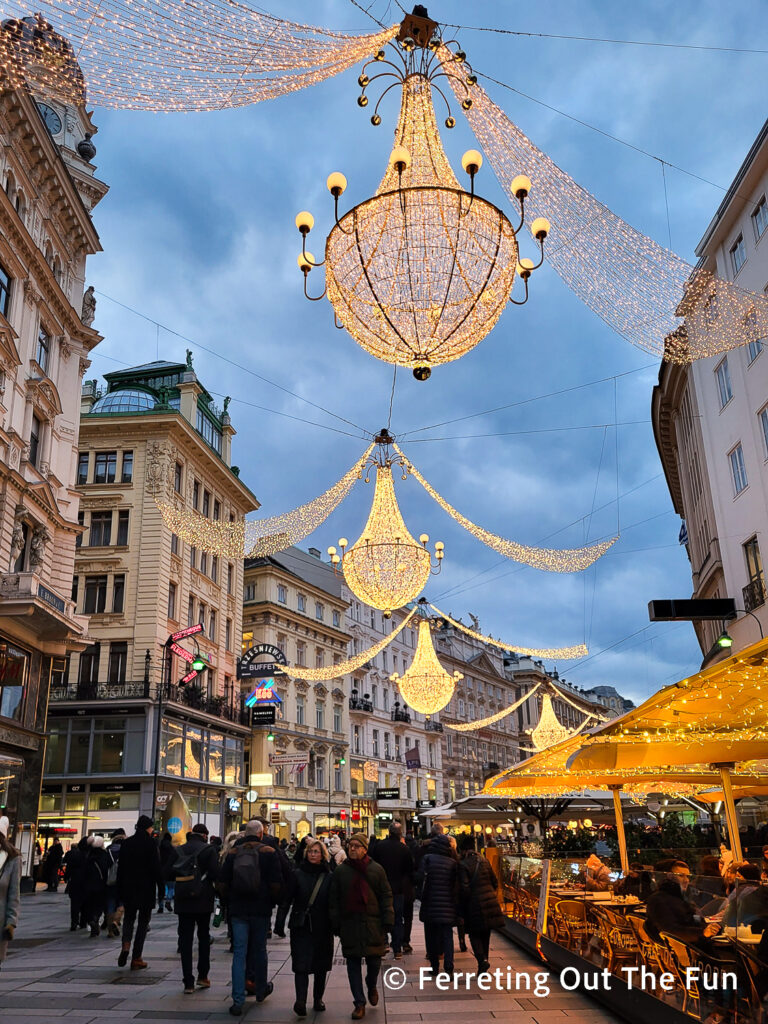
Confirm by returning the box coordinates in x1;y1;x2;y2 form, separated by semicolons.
391;614;462;715
529;691;576;751
295;10;549;380
328;430;443;616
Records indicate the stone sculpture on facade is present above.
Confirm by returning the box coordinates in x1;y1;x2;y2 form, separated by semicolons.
81;285;96;327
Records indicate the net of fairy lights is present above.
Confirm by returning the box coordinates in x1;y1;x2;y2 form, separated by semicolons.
155;445;372;558
330;462;443;616
0;5;397;110
322;75;520;375
445;51;768;363
391;617;462;715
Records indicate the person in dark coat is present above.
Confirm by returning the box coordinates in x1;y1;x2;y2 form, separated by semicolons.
43;837;64;891
63;837;89;930
645;862;719;947
158;832;176;912
286;837;334;1017
83;836;112;937
458;838;505;974
329;833;393;1020
105;829;126;937
173;823;218;994
417;832;459;977
116;815;163;970
219;819;282;1015
614;862;653;901
371;823;415;958
257;819;292;937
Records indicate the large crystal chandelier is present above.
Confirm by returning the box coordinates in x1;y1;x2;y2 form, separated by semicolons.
529;692;574;751
391;615;462;715
327;432;443;616
296;10;549;380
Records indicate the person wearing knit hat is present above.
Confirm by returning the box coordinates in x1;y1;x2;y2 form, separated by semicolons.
329;834;393;1019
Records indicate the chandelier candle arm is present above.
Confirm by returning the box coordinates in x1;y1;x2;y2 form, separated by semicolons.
428;604;588;660
394;444;617;572
284;606;418;680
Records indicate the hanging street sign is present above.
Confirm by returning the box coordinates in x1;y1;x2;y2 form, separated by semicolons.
376;787;400;800
170;623;204;642
245;677;282;706
238;643;288;679
170;641;195;663
250;705;276;726
269;753;309;767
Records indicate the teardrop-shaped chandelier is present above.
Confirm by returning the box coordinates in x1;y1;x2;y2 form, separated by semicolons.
529;691;573;751
328;441;443;616
391;616;462;715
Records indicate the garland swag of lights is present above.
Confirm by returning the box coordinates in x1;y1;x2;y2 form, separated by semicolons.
391;617;462;715
155;444;373;558
446;52;768;363
0;6;397;110
446;681;542;732
429;604;587;660
284;606;417;681
395;443;616;571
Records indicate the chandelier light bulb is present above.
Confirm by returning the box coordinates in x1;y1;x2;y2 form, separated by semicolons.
297;251;315;272
461;149;483;175
419;533;429;545
326;171;347;196
531;216;551;240
327;546;337;556
295;210;314;234
516;257;535;278
338;537;348;549
390;145;411;170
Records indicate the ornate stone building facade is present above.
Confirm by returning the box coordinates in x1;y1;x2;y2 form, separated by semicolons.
43;358;258;838
0;20;107;849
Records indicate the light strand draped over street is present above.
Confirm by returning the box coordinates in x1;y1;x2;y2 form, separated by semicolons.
428;604;589;660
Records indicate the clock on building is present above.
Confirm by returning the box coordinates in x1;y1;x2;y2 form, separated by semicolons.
36;103;62;136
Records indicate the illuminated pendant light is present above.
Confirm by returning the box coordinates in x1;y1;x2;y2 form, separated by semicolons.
391;618;462;715
296;16;549;380
328;456;443;617
529;692;574;751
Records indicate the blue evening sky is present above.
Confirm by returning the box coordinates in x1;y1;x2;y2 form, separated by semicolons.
80;0;768;704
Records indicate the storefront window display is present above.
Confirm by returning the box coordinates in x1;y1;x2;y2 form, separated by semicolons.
0;638;29;723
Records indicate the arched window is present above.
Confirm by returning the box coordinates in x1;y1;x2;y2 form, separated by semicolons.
4;170;15;200
14;188;26;223
43;241;53;269
52;256;62;285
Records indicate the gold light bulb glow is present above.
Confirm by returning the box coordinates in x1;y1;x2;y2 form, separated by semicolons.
341;465;435;615
391;618;462;715
324;76;520;373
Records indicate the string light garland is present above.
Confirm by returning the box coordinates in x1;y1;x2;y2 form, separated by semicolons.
156;444;373;558
395;443;616;571
445;51;768;363
446;681;542;732
391;617;462;715
0;6;397;110
283;606;417;680
429;603;587;659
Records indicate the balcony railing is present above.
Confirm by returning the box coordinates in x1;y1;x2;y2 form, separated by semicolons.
166;683;249;725
50;679;151;702
50;679;249;725
425;720;444;732
743;575;767;612
349;696;373;712
391;708;411;723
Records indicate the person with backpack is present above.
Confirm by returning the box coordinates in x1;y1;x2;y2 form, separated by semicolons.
116;815;163;970
371;823;414;959
83;836;112;937
219;819;282;1016
172;823;218;994
104;830;126;938
457;837;505;974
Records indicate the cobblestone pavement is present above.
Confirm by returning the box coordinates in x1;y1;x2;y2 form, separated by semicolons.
1;889;615;1023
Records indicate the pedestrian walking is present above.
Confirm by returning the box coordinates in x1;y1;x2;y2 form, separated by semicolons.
286;836;333;1017
0;816;20;971
371;823;414;959
63;837;89;931
116;815;163;970
158;832;176;912
173;823;218;995
219;819;282;1016
417;832;459;978
43;837;63;891
329;833;393;1020
83;836;111;937
458;837;505;974
104;829;125;937
257;819;291;937
328;834;346;868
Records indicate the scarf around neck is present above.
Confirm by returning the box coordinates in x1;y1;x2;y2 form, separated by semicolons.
346;854;371;914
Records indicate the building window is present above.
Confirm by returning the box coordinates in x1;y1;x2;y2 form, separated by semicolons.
121;451;133;483
0;639;29;722
297;593;306;613
171;532;179;556
227;564;233;595
748;338;763;363
225;618;232;651
94;451;117;484
77;452;89;485
446;733;453;757
316;703;324;730
192;480;199;509
116;509;129;546
315;601;324;621
277;585;287;604
83;575;108;614
744;536;763;583
29;415;40;467
332;609;340;628
213;499;220;521
187;595;195;627
196;408;222;454
209;609;216;640
315;648;324;669
296;642;306;667
730;233;746;275
315;757;325;791
211;555;218;583
113;574;125;614
89;511;112;547
244;583;255;602
372;729;379;755
760;407;768;457
78;644;100;686
200;551;208;576
715;358;733;408
729;443;748;495
333;703;342;732
753;196;768;240
383;688;389;712
36;327;49;373
190;546;196;569
371;684;378;708
108;642;128;684
0;261;10;318
168;582;177;620
296;695;305;726
353;725;361;754
174;462;183;493
458;698;465;716
202;489;210;517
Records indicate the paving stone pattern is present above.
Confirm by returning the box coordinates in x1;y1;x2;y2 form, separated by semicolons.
0;889;616;1023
